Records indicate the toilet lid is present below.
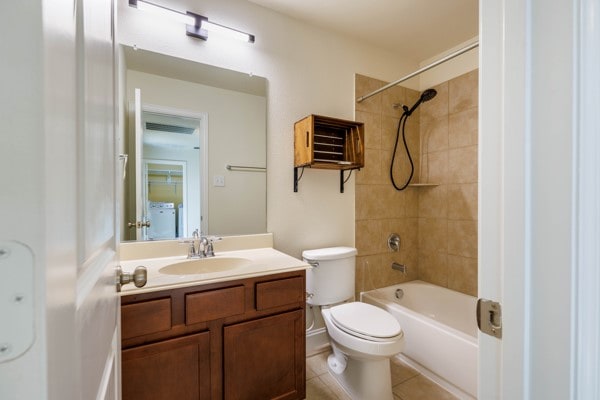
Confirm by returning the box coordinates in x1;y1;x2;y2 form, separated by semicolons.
330;302;402;341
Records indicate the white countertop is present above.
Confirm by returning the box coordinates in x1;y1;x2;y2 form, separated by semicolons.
120;247;309;295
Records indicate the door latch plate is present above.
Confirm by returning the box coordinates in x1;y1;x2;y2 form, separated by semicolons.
477;298;502;339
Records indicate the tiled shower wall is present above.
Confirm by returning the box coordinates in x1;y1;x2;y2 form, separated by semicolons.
354;70;479;296
354;74;421;296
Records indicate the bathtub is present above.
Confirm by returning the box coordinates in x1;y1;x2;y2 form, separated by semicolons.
361;280;478;399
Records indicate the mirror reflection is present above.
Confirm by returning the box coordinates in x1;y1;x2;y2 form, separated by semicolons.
120;46;267;241
141;112;201;240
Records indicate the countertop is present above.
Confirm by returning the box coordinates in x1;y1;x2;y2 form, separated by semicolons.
119;247;309;295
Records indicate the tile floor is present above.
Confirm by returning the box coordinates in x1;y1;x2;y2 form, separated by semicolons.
306;351;459;400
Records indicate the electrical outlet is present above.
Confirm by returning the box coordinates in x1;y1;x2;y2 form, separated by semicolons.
213;175;225;187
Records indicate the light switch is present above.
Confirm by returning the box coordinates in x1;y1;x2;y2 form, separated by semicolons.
213;175;225;187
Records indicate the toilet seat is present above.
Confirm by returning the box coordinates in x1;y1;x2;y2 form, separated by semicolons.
330;302;402;342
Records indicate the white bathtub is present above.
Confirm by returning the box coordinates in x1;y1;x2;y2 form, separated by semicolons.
361;280;478;399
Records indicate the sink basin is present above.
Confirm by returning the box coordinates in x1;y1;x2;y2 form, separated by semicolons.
158;257;252;275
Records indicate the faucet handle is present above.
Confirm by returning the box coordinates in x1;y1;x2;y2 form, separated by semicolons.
204;236;221;257
179;239;197;258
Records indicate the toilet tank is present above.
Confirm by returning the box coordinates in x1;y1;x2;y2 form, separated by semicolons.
303;247;357;306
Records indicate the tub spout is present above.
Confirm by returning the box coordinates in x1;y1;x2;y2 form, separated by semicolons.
392;262;407;275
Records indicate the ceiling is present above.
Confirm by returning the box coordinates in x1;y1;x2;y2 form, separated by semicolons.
247;0;479;63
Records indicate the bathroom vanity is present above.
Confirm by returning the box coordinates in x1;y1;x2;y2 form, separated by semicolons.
119;236;307;400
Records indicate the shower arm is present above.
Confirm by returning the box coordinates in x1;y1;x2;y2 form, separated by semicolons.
356;41;479;103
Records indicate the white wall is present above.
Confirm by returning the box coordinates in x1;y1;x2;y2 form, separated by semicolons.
418;37;479;90
118;0;418;257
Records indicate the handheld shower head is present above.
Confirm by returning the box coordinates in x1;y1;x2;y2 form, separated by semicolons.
405;88;437;116
420;88;437;102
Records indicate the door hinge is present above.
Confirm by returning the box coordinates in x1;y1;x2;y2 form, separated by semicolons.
477;298;502;339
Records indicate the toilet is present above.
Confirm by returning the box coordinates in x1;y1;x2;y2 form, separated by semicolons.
303;247;404;400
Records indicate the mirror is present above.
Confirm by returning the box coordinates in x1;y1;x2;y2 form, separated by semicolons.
120;46;267;241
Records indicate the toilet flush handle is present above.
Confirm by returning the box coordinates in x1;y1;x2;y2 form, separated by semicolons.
305;259;319;268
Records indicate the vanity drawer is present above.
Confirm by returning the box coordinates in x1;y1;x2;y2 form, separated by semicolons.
121;298;172;340
255;276;305;311
186;285;245;325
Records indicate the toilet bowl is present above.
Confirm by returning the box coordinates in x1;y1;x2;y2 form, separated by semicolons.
322;302;404;400
303;247;405;400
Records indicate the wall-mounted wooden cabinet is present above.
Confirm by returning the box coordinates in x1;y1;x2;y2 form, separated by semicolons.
293;115;364;192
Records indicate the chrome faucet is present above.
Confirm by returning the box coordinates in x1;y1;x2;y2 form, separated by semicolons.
183;229;221;259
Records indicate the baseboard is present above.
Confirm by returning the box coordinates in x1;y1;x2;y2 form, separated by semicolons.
306;327;330;357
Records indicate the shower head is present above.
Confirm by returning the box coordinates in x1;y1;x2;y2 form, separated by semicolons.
420;88;437;102
405;88;437;116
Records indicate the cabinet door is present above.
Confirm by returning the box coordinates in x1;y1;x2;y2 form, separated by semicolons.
122;332;210;400
223;310;305;400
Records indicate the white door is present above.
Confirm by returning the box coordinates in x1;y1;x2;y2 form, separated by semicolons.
76;0;121;397
479;0;597;399
1;1;120;399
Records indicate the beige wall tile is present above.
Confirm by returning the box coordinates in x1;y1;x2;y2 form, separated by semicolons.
448;145;477;183
447;183;477;220
390;150;414;189
417;252;448;287
380;149;393;184
382;115;401;150
355;219;386;255
380;185;406;219
448;255;478;296
418;218;448;254
405;87;421;108
356;74;384;114
356;254;382;293
355;110;382;150
449;108;478;148
382;252;418;283
384;218;418;252
356;148;384;185
356;184;384;220
448;220;477;258
418;186;448;219
422;116;449;153
382;84;406;118
449;69;478;114
425;150;448;184
404;188;419;218
421;81;448;120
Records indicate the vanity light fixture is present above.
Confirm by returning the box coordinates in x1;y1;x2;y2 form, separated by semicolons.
128;0;255;43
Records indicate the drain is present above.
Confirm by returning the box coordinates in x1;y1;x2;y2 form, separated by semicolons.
395;288;404;300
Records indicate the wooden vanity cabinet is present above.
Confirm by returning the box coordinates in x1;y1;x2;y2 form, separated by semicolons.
120;271;306;400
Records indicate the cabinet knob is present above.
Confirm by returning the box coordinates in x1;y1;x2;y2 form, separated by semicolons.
116;266;147;292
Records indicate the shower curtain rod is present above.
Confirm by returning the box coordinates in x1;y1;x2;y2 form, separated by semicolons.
356;41;479;103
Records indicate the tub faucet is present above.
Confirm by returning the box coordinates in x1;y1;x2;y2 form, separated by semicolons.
392;262;407;275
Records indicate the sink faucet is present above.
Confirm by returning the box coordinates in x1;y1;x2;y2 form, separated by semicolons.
184;230;221;259
183;229;202;258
